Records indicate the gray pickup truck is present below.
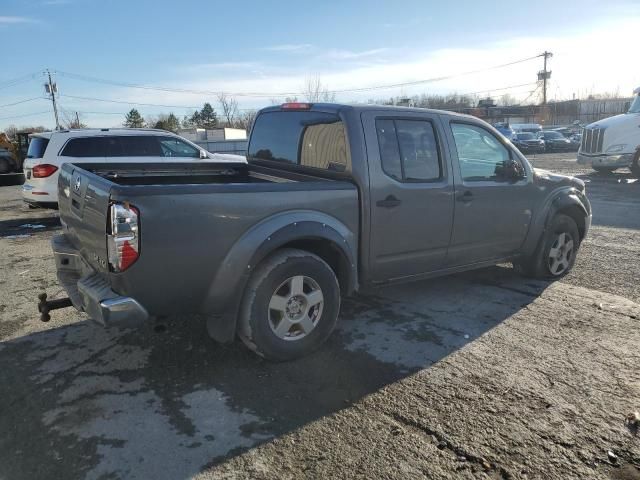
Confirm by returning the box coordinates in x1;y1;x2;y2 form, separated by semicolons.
48;103;591;360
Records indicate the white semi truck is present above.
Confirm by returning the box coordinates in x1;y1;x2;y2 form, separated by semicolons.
577;87;640;175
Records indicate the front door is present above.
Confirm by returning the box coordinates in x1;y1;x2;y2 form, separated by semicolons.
446;121;534;266
362;111;455;282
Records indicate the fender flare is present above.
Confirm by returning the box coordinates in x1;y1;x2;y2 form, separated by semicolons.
522;188;590;256
202;210;357;343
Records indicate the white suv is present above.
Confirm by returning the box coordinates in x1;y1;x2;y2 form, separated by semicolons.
22;128;245;206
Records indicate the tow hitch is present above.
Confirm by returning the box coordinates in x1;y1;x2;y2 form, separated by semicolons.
37;292;73;322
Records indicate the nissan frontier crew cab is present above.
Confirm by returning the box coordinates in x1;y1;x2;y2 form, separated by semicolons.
49;103;591;360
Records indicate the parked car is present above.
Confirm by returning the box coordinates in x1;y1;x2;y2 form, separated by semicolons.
513;132;546;154
511;123;543;137
22;128;245;207
577;86;640;174
493;123;517;141
541;131;577;152
47;103;591;360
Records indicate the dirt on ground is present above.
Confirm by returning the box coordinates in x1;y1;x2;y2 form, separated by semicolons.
0;153;638;480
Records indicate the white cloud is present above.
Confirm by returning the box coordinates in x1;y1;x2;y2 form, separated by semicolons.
0;16;38;24
22;14;640;129
263;43;313;52
323;48;389;60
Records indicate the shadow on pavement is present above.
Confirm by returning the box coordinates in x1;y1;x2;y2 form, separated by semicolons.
0;265;550;479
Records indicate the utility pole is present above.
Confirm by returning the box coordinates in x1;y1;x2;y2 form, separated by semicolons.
75;111;80;128
538;51;553;105
44;70;60;130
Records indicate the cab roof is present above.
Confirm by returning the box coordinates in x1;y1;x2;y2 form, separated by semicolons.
258;102;478;121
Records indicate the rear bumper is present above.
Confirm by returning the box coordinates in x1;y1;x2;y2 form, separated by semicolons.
52;234;148;327
577;153;633;168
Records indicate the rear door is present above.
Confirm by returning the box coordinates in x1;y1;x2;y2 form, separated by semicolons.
445;120;534;266
362;110;455;282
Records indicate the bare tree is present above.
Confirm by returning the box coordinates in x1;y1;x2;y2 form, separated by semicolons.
303;75;335;102
236;110;258;132
62;111;87;129
498;93;517;106
217;93;239;127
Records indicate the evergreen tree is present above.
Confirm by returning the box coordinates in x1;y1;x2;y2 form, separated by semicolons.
124;109;145;128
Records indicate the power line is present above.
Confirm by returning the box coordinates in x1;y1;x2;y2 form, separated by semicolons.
0;72;41;91
0;97;45;108
56;54;543;98
58;93;258;111
58;93;202;109
0;110;51;121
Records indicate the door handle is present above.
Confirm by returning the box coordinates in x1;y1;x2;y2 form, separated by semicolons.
457;191;473;203
376;195;402;208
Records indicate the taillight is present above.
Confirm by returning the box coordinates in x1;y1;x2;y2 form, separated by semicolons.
107;203;140;272
281;102;312;110
32;164;58;178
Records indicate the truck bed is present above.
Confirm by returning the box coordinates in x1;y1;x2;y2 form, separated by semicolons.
74;161;339;186
56;161;359;324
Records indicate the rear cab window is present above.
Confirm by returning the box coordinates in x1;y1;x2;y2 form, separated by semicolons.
26;137;50;159
248;111;351;172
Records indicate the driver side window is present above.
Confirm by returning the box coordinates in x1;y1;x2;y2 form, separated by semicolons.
451;123;516;182
158;136;200;158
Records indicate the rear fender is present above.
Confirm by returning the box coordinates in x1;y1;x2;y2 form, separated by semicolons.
202;210;357;343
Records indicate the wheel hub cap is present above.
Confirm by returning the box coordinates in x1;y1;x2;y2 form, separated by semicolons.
268;275;324;341
547;232;574;276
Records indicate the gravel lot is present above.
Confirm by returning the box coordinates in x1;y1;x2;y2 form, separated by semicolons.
0;153;638;480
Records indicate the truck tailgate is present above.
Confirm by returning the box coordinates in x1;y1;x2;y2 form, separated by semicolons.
58;164;112;273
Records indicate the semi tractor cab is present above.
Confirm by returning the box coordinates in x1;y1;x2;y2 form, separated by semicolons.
578;87;640;175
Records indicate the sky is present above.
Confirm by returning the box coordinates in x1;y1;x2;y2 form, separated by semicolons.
1;0;639;130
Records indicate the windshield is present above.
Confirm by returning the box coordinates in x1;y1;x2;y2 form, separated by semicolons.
629;95;640;113
517;133;534;140
544;131;564;139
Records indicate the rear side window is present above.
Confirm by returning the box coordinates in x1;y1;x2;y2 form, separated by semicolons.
375;118;442;182
114;136;162;157
249;111;351;172
60;137;106;157
26;137;50;159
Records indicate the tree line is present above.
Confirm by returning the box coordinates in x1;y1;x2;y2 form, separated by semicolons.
123;94;257;133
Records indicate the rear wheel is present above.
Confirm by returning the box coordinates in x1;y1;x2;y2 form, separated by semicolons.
238;248;340;361
515;214;580;279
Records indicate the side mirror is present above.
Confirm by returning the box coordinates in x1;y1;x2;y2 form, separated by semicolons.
199;149;208;159
503;159;525;180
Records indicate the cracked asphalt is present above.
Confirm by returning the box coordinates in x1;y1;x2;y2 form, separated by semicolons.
0;153;638;479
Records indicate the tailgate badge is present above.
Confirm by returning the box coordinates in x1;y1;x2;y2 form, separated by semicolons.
74;176;81;192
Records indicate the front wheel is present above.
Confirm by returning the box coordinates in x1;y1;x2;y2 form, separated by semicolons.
515;214;580;279
238;248;340;361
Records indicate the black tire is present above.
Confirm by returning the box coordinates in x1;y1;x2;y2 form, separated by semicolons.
593;166;616;174
515;214;580;279
631;151;640;177
238;248;340;361
0;158;11;174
